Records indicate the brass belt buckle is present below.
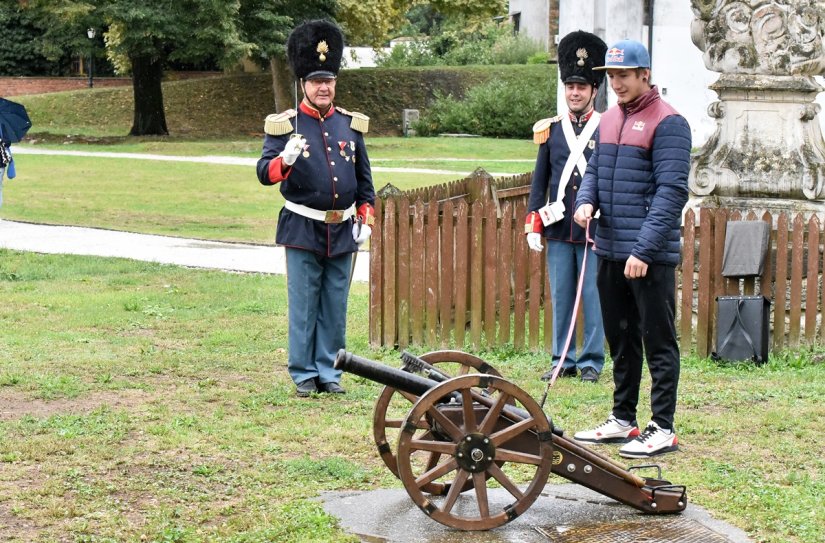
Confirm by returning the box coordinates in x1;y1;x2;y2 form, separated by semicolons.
324;209;345;224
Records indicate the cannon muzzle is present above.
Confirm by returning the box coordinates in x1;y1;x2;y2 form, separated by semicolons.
335;349;441;397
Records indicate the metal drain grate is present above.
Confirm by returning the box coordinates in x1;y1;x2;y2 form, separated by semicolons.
536;517;732;543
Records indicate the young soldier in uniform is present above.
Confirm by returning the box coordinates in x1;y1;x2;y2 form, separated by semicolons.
525;31;607;383
256;20;376;397
572;40;691;458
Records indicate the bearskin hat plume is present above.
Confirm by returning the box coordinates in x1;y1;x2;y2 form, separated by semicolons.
287;20;345;81
558;30;607;87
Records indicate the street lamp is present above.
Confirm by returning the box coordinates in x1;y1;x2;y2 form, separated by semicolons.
86;27;96;88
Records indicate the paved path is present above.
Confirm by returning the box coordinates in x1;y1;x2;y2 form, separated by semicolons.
11;147;519;177
2;146;528;279
0;219;371;281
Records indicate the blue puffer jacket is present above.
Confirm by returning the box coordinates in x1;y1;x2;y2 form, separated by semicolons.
576;87;691;266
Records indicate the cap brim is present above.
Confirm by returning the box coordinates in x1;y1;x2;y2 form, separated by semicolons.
593;65;642;70
562;76;593;84
304;71;337;80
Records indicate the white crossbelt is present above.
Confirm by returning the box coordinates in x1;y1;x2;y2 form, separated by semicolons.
554;111;600;205
284;200;356;223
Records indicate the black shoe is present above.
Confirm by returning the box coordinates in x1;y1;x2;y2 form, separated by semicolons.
541;366;577;381
321;382;346;394
296;379;317;397
580;367;599;383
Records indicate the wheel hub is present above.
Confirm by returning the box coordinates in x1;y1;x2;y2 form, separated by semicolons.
455;432;496;473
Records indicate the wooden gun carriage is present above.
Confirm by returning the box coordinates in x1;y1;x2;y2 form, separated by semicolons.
335;349;687;531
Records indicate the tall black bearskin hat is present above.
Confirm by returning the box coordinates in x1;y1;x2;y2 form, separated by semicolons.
287;20;345;81
558;30;607;87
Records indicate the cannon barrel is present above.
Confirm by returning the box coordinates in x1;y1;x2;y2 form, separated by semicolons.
336;349;543;427
335;349;441;397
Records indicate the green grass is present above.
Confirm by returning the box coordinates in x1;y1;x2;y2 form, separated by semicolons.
1;137;535;241
0;250;823;542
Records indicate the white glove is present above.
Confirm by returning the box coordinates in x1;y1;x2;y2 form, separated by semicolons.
353;223;372;246
278;136;305;166
527;233;543;252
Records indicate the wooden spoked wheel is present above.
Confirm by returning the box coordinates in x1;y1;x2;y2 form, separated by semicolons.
372;351;503;495
396;374;553;531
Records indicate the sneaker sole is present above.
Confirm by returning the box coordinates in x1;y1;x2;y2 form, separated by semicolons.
573;435;637;444
618;444;679;458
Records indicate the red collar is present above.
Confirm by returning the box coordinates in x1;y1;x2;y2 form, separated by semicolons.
300;101;335;119
568;108;595;124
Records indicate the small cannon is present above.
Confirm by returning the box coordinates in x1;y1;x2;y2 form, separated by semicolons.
335;349;687;531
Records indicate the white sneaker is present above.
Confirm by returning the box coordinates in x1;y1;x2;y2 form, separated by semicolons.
619;421;679;458
573;415;641;444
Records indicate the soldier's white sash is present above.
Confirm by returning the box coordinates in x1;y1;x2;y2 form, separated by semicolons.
556;111;600;205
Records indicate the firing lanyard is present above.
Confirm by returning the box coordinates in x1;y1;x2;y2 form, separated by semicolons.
539;218;595;410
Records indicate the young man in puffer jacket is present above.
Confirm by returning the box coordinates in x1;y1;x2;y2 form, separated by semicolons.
571;39;691;458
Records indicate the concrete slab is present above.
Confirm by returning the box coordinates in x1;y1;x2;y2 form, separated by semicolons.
321;484;752;543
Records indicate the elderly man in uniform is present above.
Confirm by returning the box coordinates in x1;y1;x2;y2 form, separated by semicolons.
525;31;607;383
256;20;376;397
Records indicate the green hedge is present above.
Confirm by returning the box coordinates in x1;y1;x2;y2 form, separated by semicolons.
336;63;556;136
19;64;558;138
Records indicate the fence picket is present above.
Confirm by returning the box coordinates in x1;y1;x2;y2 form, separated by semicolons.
484;203;499;346
498;202;513;345
382;198;398;347
774;213;789;350
696;208;714;357
454;201;469;347
370;198;384;346
805;216;820;343
410;200;425;345
760;212;773;300
440;200;455;347
426;200;440;345
470;201;484;349
513;202;528;350
396;196;410;349
528;244;543;349
789;214;805;347
681;209;696;354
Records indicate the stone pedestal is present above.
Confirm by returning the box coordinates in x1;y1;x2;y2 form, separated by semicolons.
689;73;825;202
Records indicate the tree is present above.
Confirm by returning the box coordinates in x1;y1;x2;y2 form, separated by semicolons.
27;0;250;136
238;0;335;112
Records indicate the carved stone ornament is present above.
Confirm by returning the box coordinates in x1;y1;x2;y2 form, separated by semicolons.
689;0;825;203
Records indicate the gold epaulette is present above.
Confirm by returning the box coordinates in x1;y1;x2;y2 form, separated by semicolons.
336;106;370;133
532;115;562;145
264;109;297;136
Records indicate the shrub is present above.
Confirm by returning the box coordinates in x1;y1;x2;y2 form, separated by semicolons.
488;33;545;65
374;40;439;67
415;75;555;138
376;20;546;68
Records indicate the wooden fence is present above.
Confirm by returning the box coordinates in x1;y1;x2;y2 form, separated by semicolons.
368;174;824;357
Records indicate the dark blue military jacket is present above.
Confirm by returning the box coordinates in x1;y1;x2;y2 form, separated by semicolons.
257;102;376;257
527;114;597;243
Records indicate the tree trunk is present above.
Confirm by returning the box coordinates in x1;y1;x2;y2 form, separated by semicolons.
129;55;168;136
270;54;296;112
